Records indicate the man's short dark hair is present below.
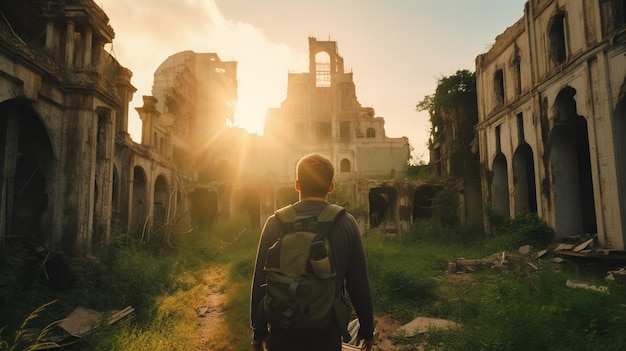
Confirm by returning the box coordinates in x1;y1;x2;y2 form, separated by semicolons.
296;154;334;197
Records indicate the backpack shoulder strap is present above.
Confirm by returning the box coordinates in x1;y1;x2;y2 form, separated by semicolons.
316;204;346;223
274;204;297;233
313;204;346;238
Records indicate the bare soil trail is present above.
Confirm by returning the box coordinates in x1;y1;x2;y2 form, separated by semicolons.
195;265;229;351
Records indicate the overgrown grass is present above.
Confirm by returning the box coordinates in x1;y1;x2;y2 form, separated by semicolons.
3;213;626;350
367;217;626;350
0;213;259;351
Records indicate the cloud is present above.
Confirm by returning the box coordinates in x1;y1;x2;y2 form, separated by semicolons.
100;0;304;137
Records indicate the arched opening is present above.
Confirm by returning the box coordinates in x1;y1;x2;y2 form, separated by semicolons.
189;188;218;227
369;187;398;233
413;185;442;220
154;175;169;228
340;158;351;173
513;143;537;215
366;128;376;138
276;187;299;209
131;166;148;236
315;51;331;87
491;153;510;219
232;187;261;226
0;101;54;246
550;87;596;237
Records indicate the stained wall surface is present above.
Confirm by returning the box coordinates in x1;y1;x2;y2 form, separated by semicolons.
476;0;626;249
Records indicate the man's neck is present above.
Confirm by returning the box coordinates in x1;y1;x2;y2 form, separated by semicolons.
299;195;328;202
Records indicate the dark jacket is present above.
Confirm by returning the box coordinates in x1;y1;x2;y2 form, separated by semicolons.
250;200;374;345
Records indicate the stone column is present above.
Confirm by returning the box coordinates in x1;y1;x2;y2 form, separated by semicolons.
65;21;75;67
45;21;54;51
83;26;93;68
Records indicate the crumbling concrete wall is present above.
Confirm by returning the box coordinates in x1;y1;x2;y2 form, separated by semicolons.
476;0;626;249
0;0;133;253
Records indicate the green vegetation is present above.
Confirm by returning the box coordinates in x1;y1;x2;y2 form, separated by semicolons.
2;213;626;351
0;214;259;351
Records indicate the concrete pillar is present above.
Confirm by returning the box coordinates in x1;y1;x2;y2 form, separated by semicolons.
65;21;75;67
83;26;92;68
45;21;54;51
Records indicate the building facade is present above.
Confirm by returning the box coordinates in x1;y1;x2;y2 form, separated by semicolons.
476;0;626;248
0;1;428;256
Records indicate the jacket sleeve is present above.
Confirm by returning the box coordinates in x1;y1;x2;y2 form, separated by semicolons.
342;215;375;341
250;216;279;340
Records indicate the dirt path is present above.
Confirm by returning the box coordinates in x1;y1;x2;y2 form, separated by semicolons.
195;265;229;350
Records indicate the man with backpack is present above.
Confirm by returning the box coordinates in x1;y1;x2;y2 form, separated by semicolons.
250;153;375;351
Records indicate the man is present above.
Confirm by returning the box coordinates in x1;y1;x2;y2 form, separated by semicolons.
251;153;375;351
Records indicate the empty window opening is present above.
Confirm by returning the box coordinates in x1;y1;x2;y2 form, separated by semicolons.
513;56;522;95
131;166;148;236
9;106;53;244
340;158;351;173
315;52;331;87
549;13;567;64
412;185;441;220
491;154;510;219
366;128;376;138
495;125;502;153
154;175;169;227
189;189;217;227
600;0;626;33
232;188;261;227
317;122;332;142
517;113;525;142
550;87;597;237
513;144;537;215
368;187;398;233
494;69;505;105
340;121;350;142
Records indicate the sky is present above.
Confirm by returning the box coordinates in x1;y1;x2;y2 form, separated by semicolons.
99;0;527;163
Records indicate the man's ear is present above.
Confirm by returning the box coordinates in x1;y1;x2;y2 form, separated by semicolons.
295;179;301;191
327;182;334;194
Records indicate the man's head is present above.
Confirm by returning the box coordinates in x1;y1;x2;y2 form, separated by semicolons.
296;154;334;198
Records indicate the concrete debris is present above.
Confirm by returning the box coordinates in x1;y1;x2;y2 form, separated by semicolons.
606;267;626;283
447;252;507;273
30;306;134;350
518;245;533;255
396;317;460;338
565;279;609;294
195;306;209;317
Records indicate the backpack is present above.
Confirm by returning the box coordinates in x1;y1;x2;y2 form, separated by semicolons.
262;203;350;339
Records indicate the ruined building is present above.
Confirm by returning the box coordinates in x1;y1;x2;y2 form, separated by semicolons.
264;38;414;233
0;1;426;256
0;0;135;253
475;0;626;249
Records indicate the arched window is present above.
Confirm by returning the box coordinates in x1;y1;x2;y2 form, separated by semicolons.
549;13;567;65
366;128;376;138
315;52;331;87
340;159;351;172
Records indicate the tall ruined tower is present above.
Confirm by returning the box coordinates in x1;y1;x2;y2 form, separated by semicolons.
265;37;409;182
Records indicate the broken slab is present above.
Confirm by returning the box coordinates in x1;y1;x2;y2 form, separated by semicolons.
396;317;459;338
565;279;608;294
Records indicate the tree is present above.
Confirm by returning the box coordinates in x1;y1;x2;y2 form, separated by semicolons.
416;69;478;178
